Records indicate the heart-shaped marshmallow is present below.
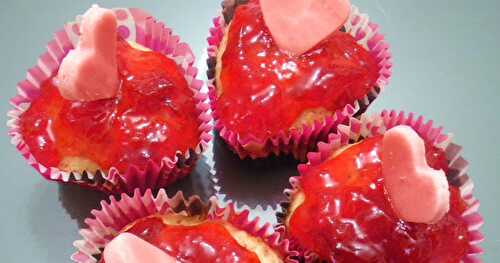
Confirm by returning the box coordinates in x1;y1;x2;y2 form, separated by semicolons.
104;233;177;263
260;0;351;55
382;125;450;224
56;5;119;101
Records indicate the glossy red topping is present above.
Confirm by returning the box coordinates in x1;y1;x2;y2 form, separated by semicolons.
288;136;470;262
19;40;200;173
217;0;379;140
100;215;261;263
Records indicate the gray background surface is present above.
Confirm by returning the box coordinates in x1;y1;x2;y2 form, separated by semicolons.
1;0;499;262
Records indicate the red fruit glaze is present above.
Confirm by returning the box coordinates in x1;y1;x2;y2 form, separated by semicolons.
100;215;262;263
217;0;380;140
288;136;470;262
19;40;200;173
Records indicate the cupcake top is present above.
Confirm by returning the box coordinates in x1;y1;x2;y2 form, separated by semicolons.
284;125;471;261
214;0;380;143
98;212;285;263
72;190;297;263
18;6;201;176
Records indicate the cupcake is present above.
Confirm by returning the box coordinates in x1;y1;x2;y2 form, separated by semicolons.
8;6;211;193
277;111;483;262
207;0;392;159
71;189;298;262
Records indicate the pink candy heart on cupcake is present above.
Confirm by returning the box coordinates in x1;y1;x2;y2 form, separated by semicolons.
55;5;119;101
382;125;450;224
260;0;351;55
104;233;177;263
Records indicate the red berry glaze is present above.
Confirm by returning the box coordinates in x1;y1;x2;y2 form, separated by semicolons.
287;136;470;262
217;0;380;140
20;40;200;173
99;215;262;263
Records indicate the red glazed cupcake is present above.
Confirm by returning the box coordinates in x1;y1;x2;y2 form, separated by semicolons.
207;0;392;159
7;6;212;193
71;189;298;263
277;111;484;262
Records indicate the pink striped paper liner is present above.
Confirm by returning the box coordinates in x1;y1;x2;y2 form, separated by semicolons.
71;189;299;262
206;3;392;160
7;7;212;194
276;110;484;262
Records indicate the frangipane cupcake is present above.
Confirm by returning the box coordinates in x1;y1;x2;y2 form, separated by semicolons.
207;0;391;159
278;111;483;262
8;6;211;193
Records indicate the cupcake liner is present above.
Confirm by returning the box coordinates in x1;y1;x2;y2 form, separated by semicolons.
206;2;392;159
214;192;283;227
7;7;212;194
71;189;298;262
276;110;484;262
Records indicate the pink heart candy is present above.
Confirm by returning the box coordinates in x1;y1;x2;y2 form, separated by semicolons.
104;233;177;263
260;0;351;55
55;5;119;101
382;125;450;224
